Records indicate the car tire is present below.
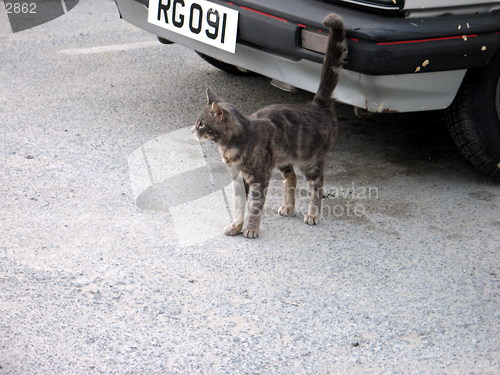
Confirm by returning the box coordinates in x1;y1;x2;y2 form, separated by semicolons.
196;53;255;76
445;50;500;178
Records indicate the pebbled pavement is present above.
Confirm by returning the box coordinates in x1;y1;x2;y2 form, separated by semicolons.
1;0;499;374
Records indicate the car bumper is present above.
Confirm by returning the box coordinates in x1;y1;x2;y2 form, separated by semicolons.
114;0;499;112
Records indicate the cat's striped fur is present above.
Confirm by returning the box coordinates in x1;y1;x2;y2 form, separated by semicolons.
193;14;346;238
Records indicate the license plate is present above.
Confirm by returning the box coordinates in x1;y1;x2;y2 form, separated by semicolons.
148;0;239;53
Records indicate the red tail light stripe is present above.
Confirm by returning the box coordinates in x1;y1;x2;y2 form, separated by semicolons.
240;6;289;23
377;34;478;45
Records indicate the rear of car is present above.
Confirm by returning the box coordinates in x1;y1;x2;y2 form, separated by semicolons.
114;0;500;177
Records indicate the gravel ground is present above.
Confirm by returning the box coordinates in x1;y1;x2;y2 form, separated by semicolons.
1;1;499;374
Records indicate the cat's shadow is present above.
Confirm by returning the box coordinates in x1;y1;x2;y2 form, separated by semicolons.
332;106;484;183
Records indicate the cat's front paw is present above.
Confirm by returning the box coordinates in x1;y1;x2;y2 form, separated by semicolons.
224;222;243;236
304;213;320;225
243;227;259;238
278;205;294;216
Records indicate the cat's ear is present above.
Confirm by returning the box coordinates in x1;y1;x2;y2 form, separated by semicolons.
210;102;226;121
206;88;222;104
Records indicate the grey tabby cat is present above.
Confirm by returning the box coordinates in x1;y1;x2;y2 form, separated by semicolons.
192;14;346;238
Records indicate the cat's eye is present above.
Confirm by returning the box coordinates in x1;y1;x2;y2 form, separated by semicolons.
198;123;205;129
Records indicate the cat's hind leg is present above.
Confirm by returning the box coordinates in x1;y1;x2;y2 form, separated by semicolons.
278;165;296;216
302;161;325;225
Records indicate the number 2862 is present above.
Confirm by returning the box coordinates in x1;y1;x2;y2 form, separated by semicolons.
6;2;37;14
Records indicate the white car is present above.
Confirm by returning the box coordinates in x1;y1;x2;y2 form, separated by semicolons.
114;0;500;177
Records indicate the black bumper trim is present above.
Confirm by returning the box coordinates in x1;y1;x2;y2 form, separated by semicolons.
305;32;500;75
230;0;500;75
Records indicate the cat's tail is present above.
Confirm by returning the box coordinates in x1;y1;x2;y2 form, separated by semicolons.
313;14;346;106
